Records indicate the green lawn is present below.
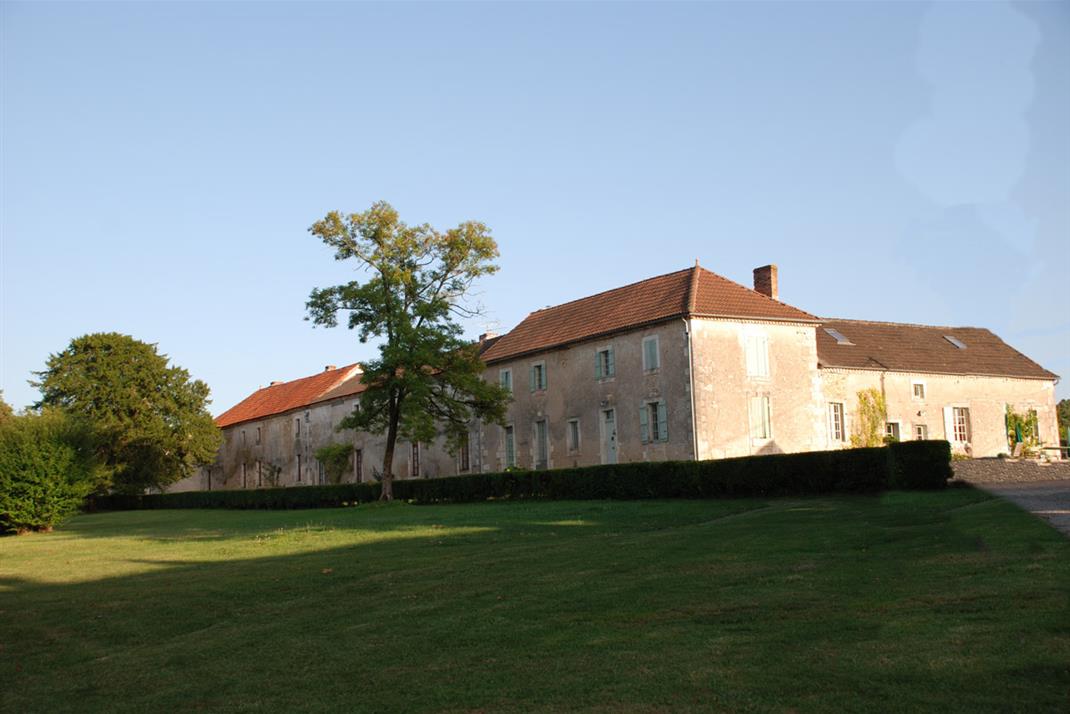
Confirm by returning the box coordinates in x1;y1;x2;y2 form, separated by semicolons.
1;489;1067;713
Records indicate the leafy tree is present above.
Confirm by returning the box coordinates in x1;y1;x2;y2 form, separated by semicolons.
1058;399;1069;446
0;391;13;423
850;388;888;448
306;201;510;500
0;410;102;533
32;333;221;493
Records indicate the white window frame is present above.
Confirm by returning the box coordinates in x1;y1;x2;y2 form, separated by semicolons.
642;335;660;372
828;402;845;442
913;424;928;441
745;332;770;379
499;368;513;394
530;361;547;392
503;424;516;469
911;381;926;401
885;420;902;442
533;419;549;470
640;399;668;444
749;394;772;441
595;345;615;380
952;407;971;443
567;418;581;453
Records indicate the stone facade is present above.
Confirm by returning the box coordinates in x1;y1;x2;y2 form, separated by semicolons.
169;264;1061;492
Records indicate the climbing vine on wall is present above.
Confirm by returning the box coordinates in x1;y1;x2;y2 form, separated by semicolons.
850;388;887;448
1005;405;1040;453
314;443;354;485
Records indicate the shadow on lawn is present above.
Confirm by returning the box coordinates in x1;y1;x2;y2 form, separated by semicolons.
2;491;1069;714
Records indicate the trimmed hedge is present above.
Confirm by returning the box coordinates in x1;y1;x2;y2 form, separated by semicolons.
91;441;952;512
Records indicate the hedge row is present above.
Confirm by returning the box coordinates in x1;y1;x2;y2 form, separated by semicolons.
91;440;952;511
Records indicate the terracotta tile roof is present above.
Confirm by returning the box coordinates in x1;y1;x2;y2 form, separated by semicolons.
215;363;362;428
816;319;1058;380
481;265;817;363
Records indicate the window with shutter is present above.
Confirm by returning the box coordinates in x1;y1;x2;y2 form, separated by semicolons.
656;401;668;441
643;336;660;371
639;404;650;444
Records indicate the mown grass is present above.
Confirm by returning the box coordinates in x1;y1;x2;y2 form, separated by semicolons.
1;489;1067;713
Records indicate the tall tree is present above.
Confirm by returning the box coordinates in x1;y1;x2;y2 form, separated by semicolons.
306;201;509;500
33;333;221;493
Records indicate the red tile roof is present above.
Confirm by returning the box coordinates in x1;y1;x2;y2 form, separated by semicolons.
481;265;817;363
215;364;363;428
816;319;1057;380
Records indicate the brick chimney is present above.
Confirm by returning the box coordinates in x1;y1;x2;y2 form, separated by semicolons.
324;365;336;372
753;264;778;300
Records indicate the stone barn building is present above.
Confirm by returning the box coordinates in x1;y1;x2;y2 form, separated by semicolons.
170;263;1060;492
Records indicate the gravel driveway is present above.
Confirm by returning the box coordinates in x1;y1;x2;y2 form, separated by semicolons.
953;458;1070;537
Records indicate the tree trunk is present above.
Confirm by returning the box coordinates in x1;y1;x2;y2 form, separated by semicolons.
381;399;400;501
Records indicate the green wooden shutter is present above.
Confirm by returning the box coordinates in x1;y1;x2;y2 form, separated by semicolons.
657;401;667;441
595;352;602;380
530;366;536;392
607;348;615;377
640;404;649;444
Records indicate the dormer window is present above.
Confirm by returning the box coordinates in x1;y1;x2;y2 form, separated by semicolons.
823;328;853;345
944;335;967;349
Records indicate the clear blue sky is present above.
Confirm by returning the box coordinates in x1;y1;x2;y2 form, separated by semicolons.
2;1;1068;414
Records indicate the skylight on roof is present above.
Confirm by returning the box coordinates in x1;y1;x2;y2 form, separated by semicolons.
944;335;967;349
823;327;853;345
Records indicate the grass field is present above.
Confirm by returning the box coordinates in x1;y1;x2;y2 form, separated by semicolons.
2;488;1068;713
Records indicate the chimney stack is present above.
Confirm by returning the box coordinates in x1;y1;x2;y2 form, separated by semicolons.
753;264;778;300
324;365;336;372
478;331;499;343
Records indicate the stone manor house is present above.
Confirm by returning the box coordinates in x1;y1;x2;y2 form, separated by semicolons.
171;263;1060;492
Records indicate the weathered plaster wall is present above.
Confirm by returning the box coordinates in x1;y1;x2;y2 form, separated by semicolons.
480;320;696;472
819;368;1059;457
689;318;825;458
167;396;460;492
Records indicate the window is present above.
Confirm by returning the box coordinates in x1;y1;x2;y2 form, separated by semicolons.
317;461;326;485
529;362;547;392
914;424;928;440
295;418;301;435
886;422;901;442
459;434;470;472
504;425;516;468
953;407;971;443
256;427;262;445
411;442;421;478
749;395;772;440
912;382;926;400
534;420;549;470
944;335;967;349
242;462;247;488
257;460;262;487
828;402;845;442
640;400;668;443
354;448;363;482
305;410;311;422
567;419;581;452
595;347;615;379
296;454;302;482
823;328;853;345
745;334;769;378
643;336;660;371
499;369;513;394
242;430;246;446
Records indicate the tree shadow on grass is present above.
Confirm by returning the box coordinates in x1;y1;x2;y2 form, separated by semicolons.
2;494;1068;714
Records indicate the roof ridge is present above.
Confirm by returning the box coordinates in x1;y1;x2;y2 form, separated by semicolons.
258;362;361;392
821;317;987;331
526;266;693;317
